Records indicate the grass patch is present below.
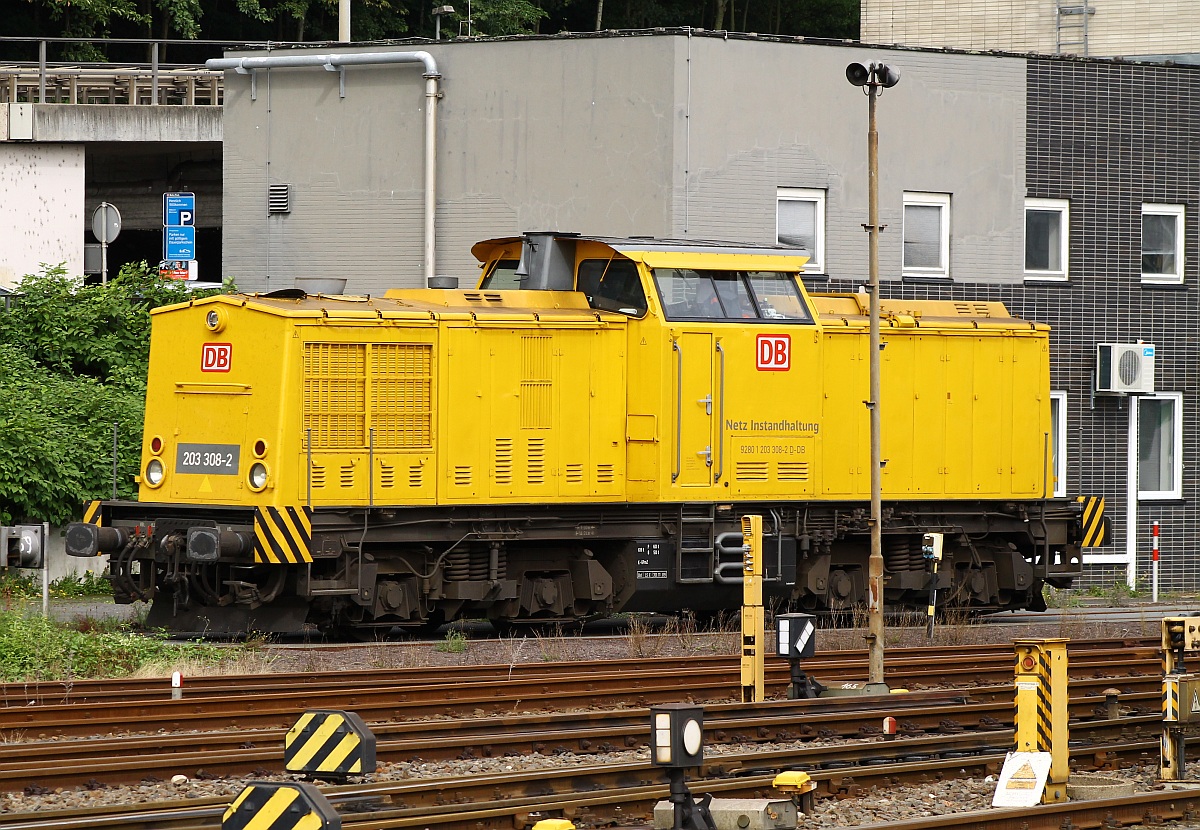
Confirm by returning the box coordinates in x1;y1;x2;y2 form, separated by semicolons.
0;609;249;682
0;569;112;601
436;629;469;654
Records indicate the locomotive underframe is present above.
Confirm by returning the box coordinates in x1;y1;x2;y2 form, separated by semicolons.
82;498;1083;636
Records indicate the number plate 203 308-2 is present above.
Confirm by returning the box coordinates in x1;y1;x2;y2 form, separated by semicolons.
176;443;241;475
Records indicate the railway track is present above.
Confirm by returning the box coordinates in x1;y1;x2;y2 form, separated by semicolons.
0;727;1184;830
0;639;1160;739
0;637;1178;830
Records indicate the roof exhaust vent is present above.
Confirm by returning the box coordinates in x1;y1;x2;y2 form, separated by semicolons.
515;232;576;291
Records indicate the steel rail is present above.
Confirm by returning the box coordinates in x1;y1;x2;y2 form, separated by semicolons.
0;730;1174;830
0;638;1151;706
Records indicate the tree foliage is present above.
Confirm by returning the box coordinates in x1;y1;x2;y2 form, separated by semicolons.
6;0;857;54
0;263;227;525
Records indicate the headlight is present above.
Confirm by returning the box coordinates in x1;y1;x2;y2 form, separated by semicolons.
145;459;165;487
249;462;269;491
205;307;228;332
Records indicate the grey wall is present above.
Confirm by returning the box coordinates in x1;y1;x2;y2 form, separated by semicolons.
677;37;1025;284
220;33;1029;293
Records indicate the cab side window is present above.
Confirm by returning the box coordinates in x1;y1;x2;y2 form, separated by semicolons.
654;268;814;323
480;259;521;289
577;259;648;316
654;269;723;319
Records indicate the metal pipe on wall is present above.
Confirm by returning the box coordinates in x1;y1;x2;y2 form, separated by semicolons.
205;50;442;284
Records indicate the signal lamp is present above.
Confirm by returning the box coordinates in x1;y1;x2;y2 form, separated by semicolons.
650;704;704;768
776;613;817;659
253;439;268;458
150;436;163;455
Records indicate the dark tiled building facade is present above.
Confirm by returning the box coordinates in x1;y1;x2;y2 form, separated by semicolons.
827;56;1200;591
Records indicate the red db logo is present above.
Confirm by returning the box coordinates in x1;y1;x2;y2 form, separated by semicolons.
756;334;790;371
201;343;232;372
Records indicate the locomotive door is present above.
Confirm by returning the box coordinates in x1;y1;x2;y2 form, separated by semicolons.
675;331;714;487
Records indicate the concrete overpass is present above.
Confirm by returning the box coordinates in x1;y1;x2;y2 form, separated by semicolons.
0;56;224;288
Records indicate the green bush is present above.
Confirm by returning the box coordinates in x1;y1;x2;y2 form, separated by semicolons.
0;610;229;681
0;263;231;524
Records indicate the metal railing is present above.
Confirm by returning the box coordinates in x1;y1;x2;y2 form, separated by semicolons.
0;36;337;106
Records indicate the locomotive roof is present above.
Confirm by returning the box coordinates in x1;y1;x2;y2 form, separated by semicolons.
470;234;812;262
159;287;628;322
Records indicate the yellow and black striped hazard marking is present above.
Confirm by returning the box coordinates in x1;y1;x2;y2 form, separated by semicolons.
1164;677;1180;723
1035;649;1054;751
1077;496;1109;547
222;781;339;830
253;506;313;564
83;500;103;526
285;710;376;778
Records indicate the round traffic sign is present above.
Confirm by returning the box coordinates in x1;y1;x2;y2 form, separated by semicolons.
91;203;122;244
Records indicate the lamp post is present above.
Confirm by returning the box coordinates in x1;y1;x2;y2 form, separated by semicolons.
846;60;899;689
432;5;455;39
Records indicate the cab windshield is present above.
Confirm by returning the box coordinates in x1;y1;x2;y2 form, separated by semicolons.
652;269;813;323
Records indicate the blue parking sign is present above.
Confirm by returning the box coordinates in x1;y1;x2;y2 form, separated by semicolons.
164;192;196;226
164;226;196;260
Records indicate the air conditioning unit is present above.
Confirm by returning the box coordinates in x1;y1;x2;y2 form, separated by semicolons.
1096;343;1156;395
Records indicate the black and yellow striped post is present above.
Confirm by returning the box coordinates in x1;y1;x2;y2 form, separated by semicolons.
1013;638;1068;803
223;781;339;830
1076;496;1109;547
740;515;765;704
285;710;376;779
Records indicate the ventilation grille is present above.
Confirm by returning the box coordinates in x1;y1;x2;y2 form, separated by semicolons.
521;336;553;429
494;438;513;485
339;463;355;488
778;462;810;481
303;342;433;450
952;302;991;317
303;343;366;449
309;465;326;489
596;463;615;484
527;438;545;485
379;463;395;489
454;466;472;486
268;183;291;214
566;464;584;485
735;461;769;482
371;343;434;448
409;464;423;488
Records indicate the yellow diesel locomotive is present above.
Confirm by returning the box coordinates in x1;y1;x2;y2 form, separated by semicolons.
67;232;1088;635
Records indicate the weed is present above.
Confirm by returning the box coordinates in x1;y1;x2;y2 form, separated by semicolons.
436;629;468;654
0;609;237;681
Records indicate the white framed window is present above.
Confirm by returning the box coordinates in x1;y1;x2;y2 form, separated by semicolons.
776;188;825;274
1050;391;1067;498
1137;392;1183;500
902;192;950;278
1141;203;1185;284
1025;198;1069;279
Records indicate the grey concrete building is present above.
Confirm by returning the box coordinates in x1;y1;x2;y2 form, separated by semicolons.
217;34;1026;294
214;32;1197;595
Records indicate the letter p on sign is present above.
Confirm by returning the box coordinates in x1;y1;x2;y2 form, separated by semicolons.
202;343;232;372
756;334;790;371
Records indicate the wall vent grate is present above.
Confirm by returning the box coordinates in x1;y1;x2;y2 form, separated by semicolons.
268;184;291;214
